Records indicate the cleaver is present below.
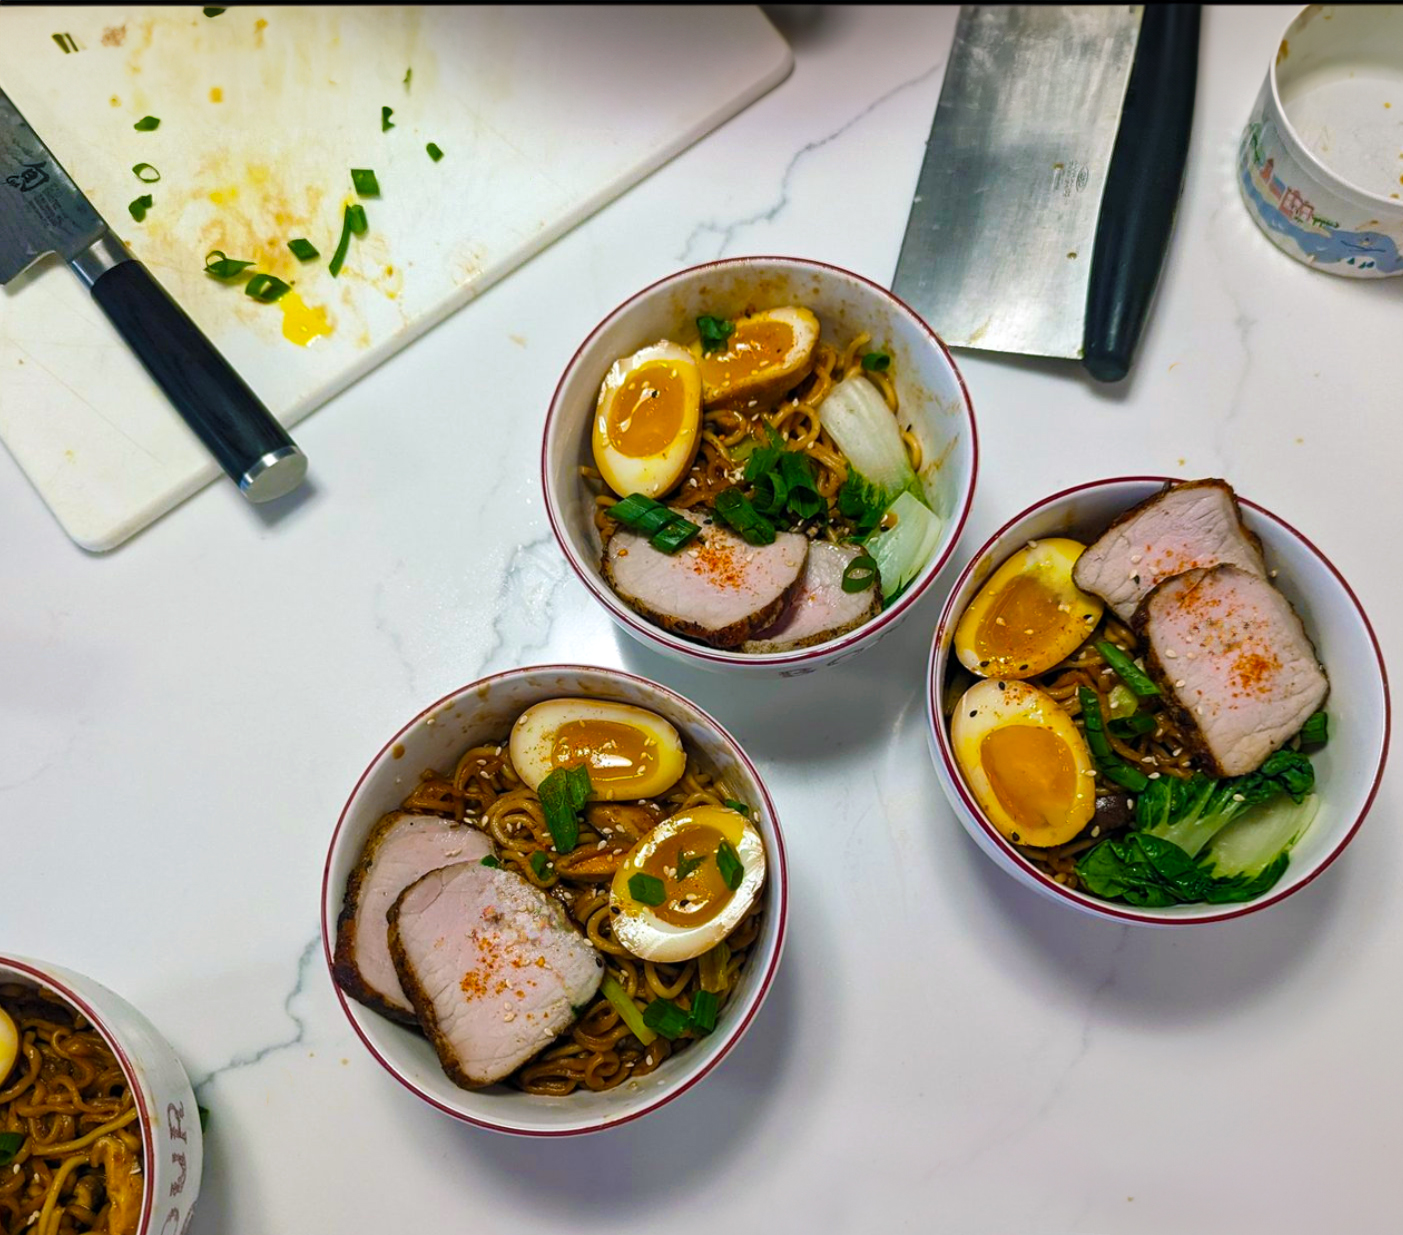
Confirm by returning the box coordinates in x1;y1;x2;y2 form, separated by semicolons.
0;87;307;502
893;5;1200;383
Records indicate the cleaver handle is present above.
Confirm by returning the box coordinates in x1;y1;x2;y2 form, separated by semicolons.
1082;4;1201;384
74;233;308;502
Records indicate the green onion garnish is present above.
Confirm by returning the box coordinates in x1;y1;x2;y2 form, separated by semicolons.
742;422;785;483
203;7;227;16
1096;641;1161;697
328;204;360;278
842;552;879;593
715;840;744;891
133;115;160;132
697;314;735;355
723;799;751;818
861;351;891;372
132;163;160;183
714;488;775;546
649;519;698;554
197;1105;211;1133
350;168;380;197
128;195;153;222
1299;711;1328;747
52;33;78;54
347;204;367;236
480;855;502;869
203;250;254;279
698;941;730;994
381;106;395;132
245;273;291;303
287;238;319;262
688;989;719;1034
538;764;591;854
0;1132;24;1166
426;142;444;162
627;873;666;906
676;851;704;881
600;976;655;1045
1078;687;1150;793
607;493;699;554
641;999;690;1040
529;851;551;879
1108;714;1157;740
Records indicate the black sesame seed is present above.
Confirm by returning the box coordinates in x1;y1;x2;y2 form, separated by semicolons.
998;682;1006;690
969;710;977;718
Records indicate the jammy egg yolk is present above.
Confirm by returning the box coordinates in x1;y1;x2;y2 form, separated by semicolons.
695;306;819;408
605;362;688;457
551;719;658;789
981;725;1079;834
636;824;731;928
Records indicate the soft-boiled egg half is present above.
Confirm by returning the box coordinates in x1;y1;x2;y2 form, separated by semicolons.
610;804;766;962
695;306;820;409
950;678;1096;848
953;539;1103;680
592;341;702;499
0;1004;16;1083
510;699;686;801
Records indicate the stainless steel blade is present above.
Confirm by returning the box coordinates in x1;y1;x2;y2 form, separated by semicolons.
0;88;106;284
892;6;1141;360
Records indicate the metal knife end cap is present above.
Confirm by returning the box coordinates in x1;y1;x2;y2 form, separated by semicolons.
239;446;308;503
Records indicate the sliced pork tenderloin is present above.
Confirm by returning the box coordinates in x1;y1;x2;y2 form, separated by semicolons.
603;511;808;648
1073;479;1267;621
388;862;604;1089
333;812;494;1022
1133;563;1329;777
742;540;881;652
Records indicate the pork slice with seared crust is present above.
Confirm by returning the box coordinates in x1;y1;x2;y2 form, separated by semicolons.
742;540;881;653
603;510;808;648
1134;564;1329;777
389;862;603;1089
1073;479;1267;621
333;812;494;1023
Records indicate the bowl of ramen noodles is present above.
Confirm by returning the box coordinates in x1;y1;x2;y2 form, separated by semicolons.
0;957;202;1235
927;477;1389;925
322;664;788;1135
543;257;978;675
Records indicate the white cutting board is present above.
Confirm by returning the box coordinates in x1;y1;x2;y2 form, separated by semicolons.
0;6;792;550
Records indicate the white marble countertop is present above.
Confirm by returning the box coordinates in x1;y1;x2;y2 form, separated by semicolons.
4;6;1399;1233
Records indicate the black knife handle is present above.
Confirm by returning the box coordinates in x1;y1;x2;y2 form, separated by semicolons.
1082;4;1201;384
88;258;308;501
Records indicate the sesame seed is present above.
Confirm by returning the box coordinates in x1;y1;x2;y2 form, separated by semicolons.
997;681;1006;690
1164;649;1178;659
503;1010;516;1022
969;710;978;718
1058;603;1070;613
1186;652;1195;660
1091;826;1101;837
1195;706;1204;715
995;617;1007;626
1171;747;1182;757
1126;798;1135;809
1024;628;1035;635
1232;793;1246;802
1148;772;1161;780
1131;554;1142;564
1270;569;1278;578
1141;756;1155;764
1175;679;1186;688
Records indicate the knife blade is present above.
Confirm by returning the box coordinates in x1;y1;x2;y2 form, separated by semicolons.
0;88;308;503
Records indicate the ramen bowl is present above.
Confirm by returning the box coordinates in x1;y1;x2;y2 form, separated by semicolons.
926;477;1390;926
321;664;788;1135
0;956;203;1235
543;256;978;677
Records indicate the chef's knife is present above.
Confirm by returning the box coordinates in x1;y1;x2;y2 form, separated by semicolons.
892;5;1200;383
0;88;307;502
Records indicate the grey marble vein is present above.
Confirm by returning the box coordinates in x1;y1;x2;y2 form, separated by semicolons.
474;531;568;677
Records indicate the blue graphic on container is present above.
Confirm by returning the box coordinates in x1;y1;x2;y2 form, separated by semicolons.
1239;123;1402;274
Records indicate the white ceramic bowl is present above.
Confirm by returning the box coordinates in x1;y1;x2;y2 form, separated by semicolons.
1239;5;1403;276
321;664;788;1135
0;956;203;1235
542;257;978;676
926;477;1390;925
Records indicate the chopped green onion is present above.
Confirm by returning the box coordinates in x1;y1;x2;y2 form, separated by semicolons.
716;840;744;891
1106;683;1139;720
627;873;665;906
529;850;551;879
1299;711;1328;747
1096;641;1161;697
197;1105;211;1133
128;195;153;222
676;851;704;881
842;552;879;594
722;799;751;818
649;519;699;553
696;314;735;355
203;250;253;280
538;764;591;854
861;351;891;372
714;488;775;546
641;998;690;1040
426;142;444;162
328;204;363;278
607;493;699;554
480;855;502;869
0;1131;24;1166
133;115;160;131
698;941;730;994
52;33;78;54
132;163;161;183
245;273;291;303
688;989;719;1034
381;106;394;132
600;976;656;1045
1109;714;1157;740
351;168;380;197
742;423;785;483
751;469;789;516
287;238;319;262
347;204;368;236
203;7;227;16
1078;687;1150;792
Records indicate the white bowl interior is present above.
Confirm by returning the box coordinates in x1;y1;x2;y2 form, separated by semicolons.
544;258;976;671
322;666;787;1133
928;479;1389;924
